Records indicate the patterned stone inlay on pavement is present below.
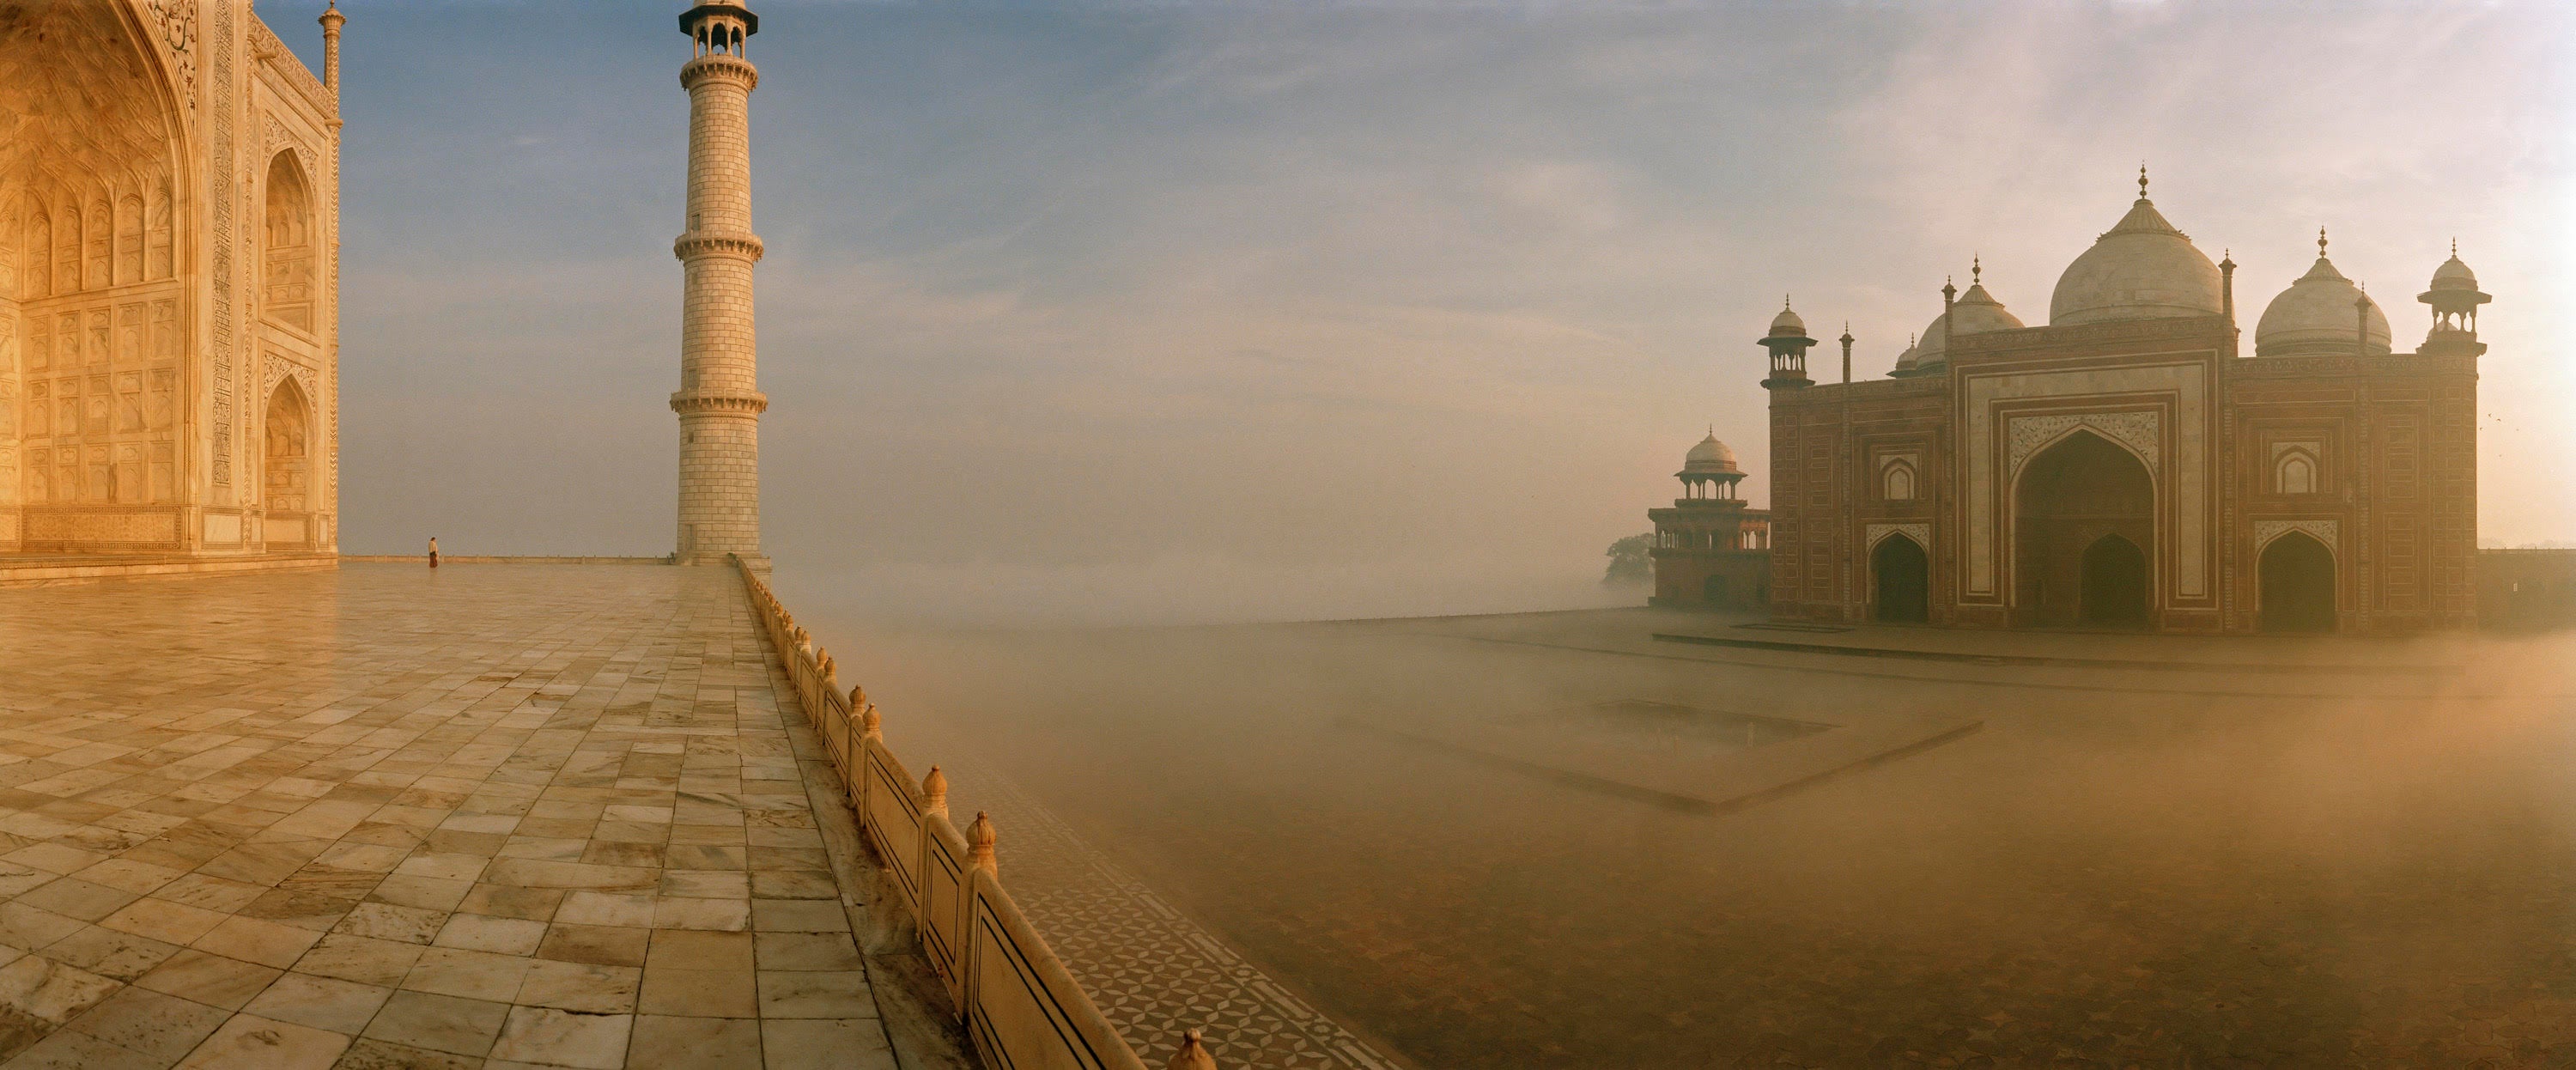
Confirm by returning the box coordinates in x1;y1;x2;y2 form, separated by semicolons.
0;563;899;1069
925;759;1399;1070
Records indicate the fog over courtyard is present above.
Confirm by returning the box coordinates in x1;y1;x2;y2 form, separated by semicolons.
785;603;2576;1066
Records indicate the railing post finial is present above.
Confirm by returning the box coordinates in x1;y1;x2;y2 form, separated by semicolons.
858;702;881;741
921;766;948;817
967;811;998;875
1167;1028;1217;1070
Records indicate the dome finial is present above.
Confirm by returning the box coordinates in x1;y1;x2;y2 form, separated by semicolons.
1783;293;1792;311
2318;226;2329;258
2137;162;2149;201
2451;236;2458;257
1971;254;1982;285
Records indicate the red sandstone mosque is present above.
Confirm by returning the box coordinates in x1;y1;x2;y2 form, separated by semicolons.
1653;171;2497;634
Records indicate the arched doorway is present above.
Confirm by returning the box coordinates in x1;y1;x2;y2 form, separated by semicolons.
2015;430;2155;628
2259;532;2336;633
2080;534;2148;625
265;380;312;547
1873;534;1929;623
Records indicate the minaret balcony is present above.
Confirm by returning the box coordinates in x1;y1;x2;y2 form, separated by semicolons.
671;389;770;416
680;53;759;91
674;230;765;262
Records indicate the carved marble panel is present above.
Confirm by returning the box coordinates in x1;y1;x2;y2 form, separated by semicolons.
2253;519;2338;555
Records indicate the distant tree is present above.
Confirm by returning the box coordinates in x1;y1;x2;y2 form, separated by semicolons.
1602;533;1655;587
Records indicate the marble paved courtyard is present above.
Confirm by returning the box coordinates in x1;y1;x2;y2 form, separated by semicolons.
0;564;898;1069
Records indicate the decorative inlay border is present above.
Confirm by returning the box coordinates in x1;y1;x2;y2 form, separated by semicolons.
145;0;199;107
1865;522;1931;553
2007;411;2163;478
261;115;316;178
2253;519;2338;554
211;0;236;488
1961;360;2210;600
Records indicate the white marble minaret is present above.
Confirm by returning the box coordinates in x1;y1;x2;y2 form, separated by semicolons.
671;2;768;566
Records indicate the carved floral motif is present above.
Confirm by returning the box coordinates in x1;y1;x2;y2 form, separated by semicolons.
2253;519;2338;553
1865;522;1931;553
2007;411;2163;479
145;0;198;106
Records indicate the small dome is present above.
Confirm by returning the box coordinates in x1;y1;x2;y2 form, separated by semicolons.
1768;303;1807;337
2429;252;2478;291
2049;181;2225;325
1889;334;1924;376
2255;240;2391;357
1681;434;1743;477
1911;279;2026;366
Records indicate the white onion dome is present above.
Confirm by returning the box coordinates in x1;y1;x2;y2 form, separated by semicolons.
2428;253;2478;292
1680;434;1743;477
2255;233;2391;357
2049;174;2226;325
1768;304;1807;337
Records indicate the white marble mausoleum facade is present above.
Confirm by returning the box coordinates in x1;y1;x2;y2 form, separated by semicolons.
0;0;343;562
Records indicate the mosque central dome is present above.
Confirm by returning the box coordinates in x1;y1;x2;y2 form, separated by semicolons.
2049;174;2226;326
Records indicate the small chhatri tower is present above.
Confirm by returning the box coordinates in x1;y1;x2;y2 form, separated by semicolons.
672;2;769;567
1647;432;1773;609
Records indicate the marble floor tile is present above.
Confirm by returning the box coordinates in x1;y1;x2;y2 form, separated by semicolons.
0;567;910;1068
241;973;393;1036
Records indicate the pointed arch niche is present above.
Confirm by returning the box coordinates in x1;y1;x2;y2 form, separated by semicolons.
1;0;188;550
263;150;318;333
2013;429;2158;628
264;376;313;545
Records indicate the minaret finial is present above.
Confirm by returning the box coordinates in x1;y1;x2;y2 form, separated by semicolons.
2138;163;2149;200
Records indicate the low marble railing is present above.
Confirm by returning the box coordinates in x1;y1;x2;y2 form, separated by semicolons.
734;557;1217;1070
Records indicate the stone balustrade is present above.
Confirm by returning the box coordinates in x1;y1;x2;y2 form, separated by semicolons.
733;556;1218;1070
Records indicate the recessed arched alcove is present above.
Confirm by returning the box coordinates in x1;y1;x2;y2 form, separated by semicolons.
264;377;312;545
263;151;317;332
1;0;185;532
2014;430;2156;628
2260;532;2337;633
1873;534;1929;623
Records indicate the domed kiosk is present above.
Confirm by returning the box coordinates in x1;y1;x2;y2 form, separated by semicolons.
1646;432;1772;610
1743;170;2488;635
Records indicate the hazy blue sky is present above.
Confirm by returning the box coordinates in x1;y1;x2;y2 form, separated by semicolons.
262;0;2576;623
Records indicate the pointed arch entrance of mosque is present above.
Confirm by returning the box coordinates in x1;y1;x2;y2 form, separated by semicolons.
1872;533;1929;623
2014;429;2155;628
2259;532;2337;633
2080;534;2148;626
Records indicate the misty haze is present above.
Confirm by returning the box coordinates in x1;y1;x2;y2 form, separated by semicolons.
3;2;2574;1069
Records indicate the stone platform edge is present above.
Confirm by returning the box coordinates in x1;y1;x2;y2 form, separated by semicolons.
340;555;677;564
0;552;338;588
